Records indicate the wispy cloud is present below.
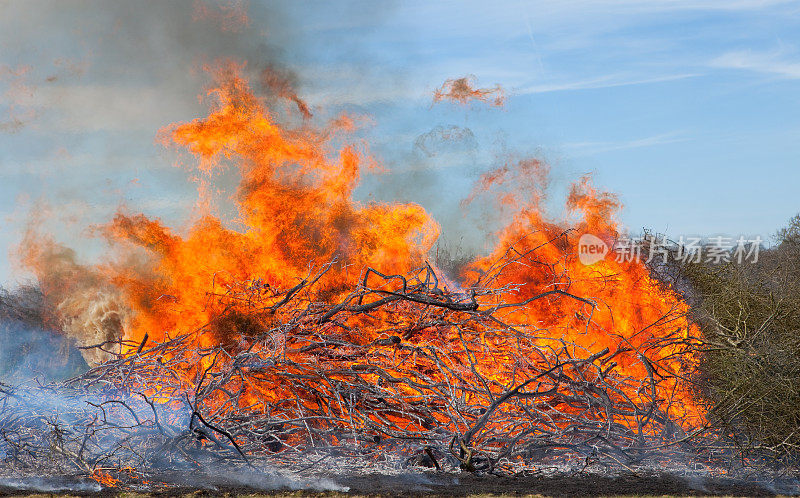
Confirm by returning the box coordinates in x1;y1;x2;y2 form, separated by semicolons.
300;68;701;106
527;0;797;16
711;49;800;79
562;132;688;157
516;73;700;95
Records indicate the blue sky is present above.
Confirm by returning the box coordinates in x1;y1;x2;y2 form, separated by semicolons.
2;0;800;284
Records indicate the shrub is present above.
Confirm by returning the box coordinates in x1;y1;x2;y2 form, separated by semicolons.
659;218;800;461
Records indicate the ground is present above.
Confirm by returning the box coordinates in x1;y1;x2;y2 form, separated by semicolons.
2;471;797;497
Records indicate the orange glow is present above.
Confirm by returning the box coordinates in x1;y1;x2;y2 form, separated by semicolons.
21;63;704;460
97;62;439;353
91;469;119;488
466;165;701;425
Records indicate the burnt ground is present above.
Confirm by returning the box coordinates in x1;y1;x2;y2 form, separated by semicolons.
336;472;796;496
0;471;798;497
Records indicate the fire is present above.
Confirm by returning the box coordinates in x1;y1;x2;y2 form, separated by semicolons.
467;170;701;424
433;75;505;107
96;61;439;353
20;61;704;470
91;469;119;488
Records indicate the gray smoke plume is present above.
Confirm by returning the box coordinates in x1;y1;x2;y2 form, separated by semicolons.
2;0;312;360
0;285;87;380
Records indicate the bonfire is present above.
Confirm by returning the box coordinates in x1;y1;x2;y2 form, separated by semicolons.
0;61;724;492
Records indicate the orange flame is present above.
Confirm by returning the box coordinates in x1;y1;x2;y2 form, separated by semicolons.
91;469;119;488
98;62;439;353
21;62;703;451
466;166;701;424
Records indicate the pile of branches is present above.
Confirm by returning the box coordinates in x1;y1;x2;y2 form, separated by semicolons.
0;256;709;481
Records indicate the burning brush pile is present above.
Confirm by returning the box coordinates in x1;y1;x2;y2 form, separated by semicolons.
0;64;732;489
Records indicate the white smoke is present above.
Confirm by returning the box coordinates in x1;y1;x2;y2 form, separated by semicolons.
57;288;130;366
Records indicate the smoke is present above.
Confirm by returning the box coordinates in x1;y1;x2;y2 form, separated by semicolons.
0;0;293;83
181;467;349;493
191;0;251;33
0;64;36;132
260;64;313;119
0;477;102;493
0;378;348;492
0;285;87;380
0;1;306;135
0;471;348;494
4;1;567;372
3;0;314;361
0;0;310;259
413;125;477;157
15;229;131;367
57;289;129;367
